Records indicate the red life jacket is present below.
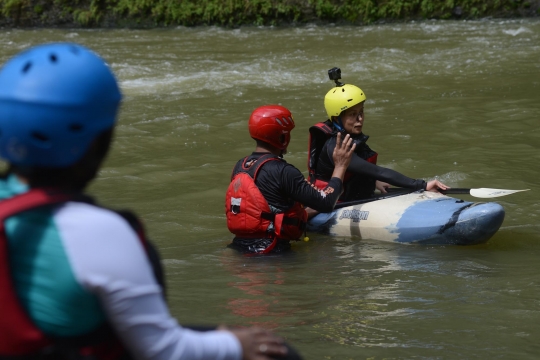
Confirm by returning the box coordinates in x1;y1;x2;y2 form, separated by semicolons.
225;154;307;253
0;188;161;359
307;120;378;191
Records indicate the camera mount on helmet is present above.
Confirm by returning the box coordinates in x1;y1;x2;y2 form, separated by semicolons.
328;67;344;87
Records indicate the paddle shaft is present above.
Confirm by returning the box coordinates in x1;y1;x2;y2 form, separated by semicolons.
334;188;477;209
440;188;473;195
384;188;473;196
334;189;414;209
332;187;526;209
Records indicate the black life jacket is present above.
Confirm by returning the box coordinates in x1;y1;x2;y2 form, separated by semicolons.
0;188;164;360
225;154;307;254
307;120;378;201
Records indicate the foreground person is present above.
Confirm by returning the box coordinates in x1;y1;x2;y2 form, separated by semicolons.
0;43;300;360
225;105;355;254
307;68;448;203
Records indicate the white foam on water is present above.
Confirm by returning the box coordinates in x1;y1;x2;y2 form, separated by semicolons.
120;67;323;96
501;224;540;230
437;171;469;184
225;120;245;128
162;259;188;265
391;135;412;140
132;115;189;125
503;27;532;36
420;23;443;33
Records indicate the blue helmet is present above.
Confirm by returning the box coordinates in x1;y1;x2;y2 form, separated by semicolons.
0;43;122;167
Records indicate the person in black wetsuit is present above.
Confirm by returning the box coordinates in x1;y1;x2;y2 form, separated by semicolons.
225;105;356;254
307;72;448;206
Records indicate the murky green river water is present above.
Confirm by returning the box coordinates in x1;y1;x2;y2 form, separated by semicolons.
1;19;539;359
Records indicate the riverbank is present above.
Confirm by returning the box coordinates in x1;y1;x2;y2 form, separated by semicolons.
0;0;539;28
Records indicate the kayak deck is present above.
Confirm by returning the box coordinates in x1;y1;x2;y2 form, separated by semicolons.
307;191;505;245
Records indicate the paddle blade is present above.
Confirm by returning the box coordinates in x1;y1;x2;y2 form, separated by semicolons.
469;188;530;198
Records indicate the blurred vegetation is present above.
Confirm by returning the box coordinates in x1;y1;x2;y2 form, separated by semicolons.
0;0;538;27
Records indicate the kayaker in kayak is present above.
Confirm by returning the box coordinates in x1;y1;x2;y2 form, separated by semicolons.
0;43;300;360
225;105;356;254
307;68;448;205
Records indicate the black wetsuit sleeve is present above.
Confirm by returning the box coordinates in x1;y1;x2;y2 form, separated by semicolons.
326;137;427;190
280;164;343;213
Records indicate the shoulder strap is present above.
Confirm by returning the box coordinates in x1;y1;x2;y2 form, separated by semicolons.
247;153;280;182
307;120;336;183
0;189;155;359
0;188;165;294
0;188;78;356
233;153;281;182
309;121;334;136
115;209;166;297
0;188;77;222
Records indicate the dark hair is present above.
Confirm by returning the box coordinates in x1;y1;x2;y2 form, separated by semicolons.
10;129;113;191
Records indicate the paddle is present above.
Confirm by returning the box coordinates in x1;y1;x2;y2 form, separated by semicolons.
440;188;530;198
334;187;530;209
334;189;414;209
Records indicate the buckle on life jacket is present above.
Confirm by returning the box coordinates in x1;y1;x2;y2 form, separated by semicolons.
230;197;241;214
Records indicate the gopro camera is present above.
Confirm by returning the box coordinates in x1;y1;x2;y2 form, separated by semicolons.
328;67;344;86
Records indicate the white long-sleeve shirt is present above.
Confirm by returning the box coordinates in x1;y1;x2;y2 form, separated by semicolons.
3;175;242;360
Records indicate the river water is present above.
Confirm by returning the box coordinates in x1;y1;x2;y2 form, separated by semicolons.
1;19;539;359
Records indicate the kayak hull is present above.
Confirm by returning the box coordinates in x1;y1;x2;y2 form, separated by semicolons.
307;192;505;245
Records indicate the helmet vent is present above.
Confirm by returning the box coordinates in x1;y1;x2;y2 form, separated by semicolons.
69;123;84;132
275;118;283;126
347;99;353;102
49;54;58;63
341;88;345;92
31;131;49;142
22;62;32;73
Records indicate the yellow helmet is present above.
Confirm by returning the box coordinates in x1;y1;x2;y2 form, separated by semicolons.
324;84;366;119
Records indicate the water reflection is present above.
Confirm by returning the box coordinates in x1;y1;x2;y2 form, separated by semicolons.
221;252;306;329
306;238;529;355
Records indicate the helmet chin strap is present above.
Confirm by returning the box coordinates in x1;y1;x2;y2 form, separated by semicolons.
332;116;345;132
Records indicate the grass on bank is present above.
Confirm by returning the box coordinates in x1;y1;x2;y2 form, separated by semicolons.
0;0;537;27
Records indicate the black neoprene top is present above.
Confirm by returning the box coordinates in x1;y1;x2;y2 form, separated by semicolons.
315;135;427;200
241;152;344;212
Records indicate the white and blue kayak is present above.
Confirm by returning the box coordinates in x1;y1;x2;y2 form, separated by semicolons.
307;190;506;245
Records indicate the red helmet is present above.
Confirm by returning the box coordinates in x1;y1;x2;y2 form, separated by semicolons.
248;105;295;150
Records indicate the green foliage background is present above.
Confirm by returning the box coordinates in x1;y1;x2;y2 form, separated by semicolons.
0;0;537;27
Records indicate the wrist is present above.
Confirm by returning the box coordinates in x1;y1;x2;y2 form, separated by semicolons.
332;172;346;182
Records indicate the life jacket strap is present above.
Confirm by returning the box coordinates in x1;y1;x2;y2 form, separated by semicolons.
0;188;149;360
261;212;305;227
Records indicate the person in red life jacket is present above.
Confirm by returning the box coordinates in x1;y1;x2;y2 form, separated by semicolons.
0;43;302;360
307;67;448;206
225;105;356;254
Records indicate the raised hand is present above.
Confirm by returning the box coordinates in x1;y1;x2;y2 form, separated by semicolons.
331;132;356;181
